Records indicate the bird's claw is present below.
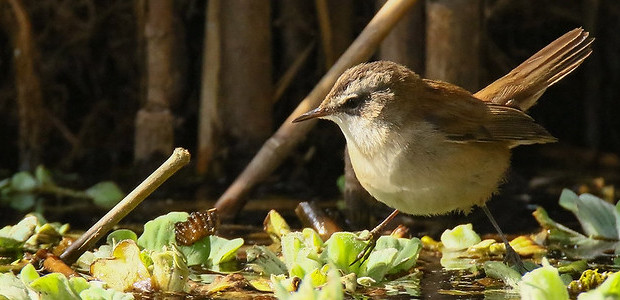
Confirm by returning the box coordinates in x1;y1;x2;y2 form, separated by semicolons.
504;242;529;275
350;231;378;266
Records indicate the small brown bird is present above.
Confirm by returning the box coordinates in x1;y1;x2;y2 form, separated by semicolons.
293;28;593;268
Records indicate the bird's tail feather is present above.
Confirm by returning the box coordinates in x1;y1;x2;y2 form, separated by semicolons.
475;28;594;111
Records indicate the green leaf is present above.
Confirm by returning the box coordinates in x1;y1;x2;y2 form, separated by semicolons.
336;175;346;193
245;245;288;276
558;189;618;239
0;272;30;300
306;265;329;288
302;228;323;253
0;178;10;190
106;229;138;246
358;235;421;281
20;263;40;286
79;281;135;300
138;212;230;267
532;206;619;259
29;273;81;300
86;181;124;209
264;210;290;243
0;215;38;242
440;223;481;251
360;248;397;281
281;232;308;270
25;223;62;249
376;236;421;274
35;165;55;187
9;193;36;212
322;232;366;275
533;206;587;242
138;212;188;251
151;249;189;292
11;172;37;192
0;236;24;254
557;260;588;276
519;258;569;300
272;266;343;300
207;235;244;266
280;231;324;278
484;261;522;289
76;244;118;272
68;277;90;295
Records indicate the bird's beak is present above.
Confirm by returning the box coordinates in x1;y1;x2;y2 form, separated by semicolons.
292;107;330;123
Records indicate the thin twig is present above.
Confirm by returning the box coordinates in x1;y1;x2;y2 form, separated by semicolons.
60;147;191;264
273;40;316;104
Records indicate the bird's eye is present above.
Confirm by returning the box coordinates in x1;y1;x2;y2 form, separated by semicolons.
341;94;364;111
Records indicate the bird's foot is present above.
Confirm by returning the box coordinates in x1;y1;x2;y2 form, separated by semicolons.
350;209;400;266
504;242;529;275
350;230;379;266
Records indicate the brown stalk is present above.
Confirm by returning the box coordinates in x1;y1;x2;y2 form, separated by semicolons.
7;0;46;170
273;41;316;104
315;0;335;68
60;148;191;264
196;0;222;174
295;202;341;240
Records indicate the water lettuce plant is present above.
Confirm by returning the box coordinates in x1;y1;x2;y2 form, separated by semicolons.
0;165;124;212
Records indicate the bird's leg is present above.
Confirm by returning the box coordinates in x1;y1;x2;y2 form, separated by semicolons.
481;205;529;274
351;209;400;266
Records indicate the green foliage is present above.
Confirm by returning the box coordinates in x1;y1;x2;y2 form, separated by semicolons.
533;189;620;259
85;182;124;209
440;223;481;251
264;209;291;243
484;261;522;289
558;189;618;239
248;225;421;296
0;214;67;263
273;266;343;300
0;165;124;212
206;235;244;268
137;212;243;267
0;263;134;300
151;248;190;292
106;229;137;246
519;258;569;300
245;245;288;276
72;212;244;293
336;175;346;194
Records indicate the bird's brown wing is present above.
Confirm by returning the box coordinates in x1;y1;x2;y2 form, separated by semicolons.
420;79;556;147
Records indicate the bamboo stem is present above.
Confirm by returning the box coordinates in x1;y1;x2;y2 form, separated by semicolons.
196;0;221;174
60;148;191;264
315;0;335;68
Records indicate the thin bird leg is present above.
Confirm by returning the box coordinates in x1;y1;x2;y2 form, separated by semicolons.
351;209;400;265
481;205;528;274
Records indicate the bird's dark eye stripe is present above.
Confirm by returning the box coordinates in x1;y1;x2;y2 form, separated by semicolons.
342;94;363;110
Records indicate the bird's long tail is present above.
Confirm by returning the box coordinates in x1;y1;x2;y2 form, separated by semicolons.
475;28;594;111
